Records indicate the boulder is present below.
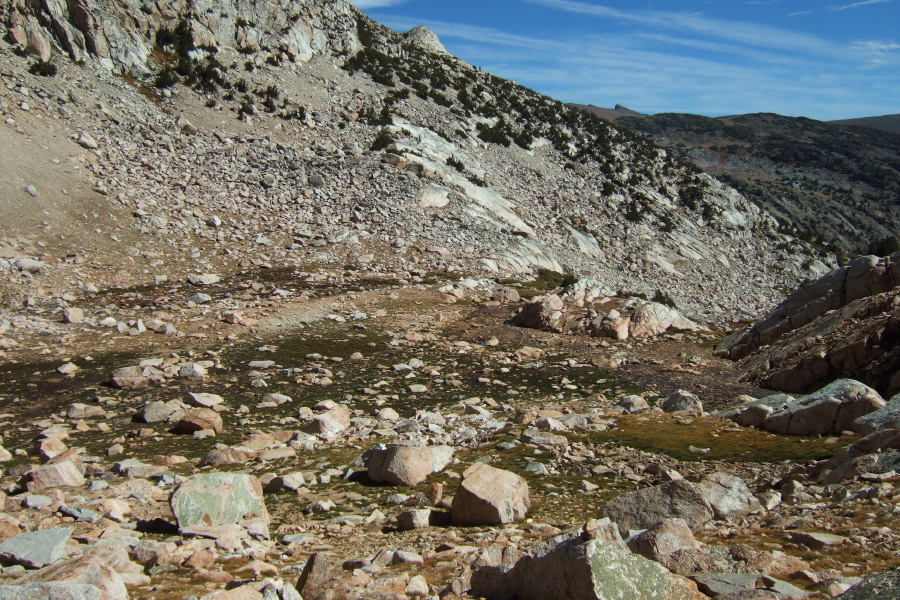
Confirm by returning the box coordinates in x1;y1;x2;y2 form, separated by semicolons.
296;553;331;600
171;473;269;539
0;527;71;568
367;444;454;486
176;408;224;434
470;538;705;600
627;519;699;562
762;379;883;436
616;396;650;413
853;392;900;435
629;302;701;337
303;404;351;435
451;463;529;526
696;473;762;521
134;401;180;423
602;479;714;534
109;366;146;389
0;583;103;600
512;295;567;332
15;555;126;600
187;392;225;409
19;461;85;492
832;567;900;599
662;390;703;414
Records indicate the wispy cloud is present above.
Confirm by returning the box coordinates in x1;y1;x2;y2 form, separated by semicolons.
831;0;892;10
788;10;814;16
519;0;840;58
349;0;409;9
376;10;900;120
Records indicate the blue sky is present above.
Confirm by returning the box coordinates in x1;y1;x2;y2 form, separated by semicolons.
349;0;899;120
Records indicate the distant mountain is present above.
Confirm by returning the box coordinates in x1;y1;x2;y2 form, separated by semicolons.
830;114;900;133
618;112;900;253
567;103;645;122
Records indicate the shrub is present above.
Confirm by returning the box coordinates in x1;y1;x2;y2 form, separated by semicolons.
28;61;57;77
868;235;900;256
652;289;678;308
370;130;394;151
154;67;179;88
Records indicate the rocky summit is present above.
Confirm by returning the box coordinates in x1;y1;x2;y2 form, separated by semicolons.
0;0;898;599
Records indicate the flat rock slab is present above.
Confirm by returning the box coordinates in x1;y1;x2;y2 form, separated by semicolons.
19;461;85;492
790;531;848;550
171;473;269;539
0;527;71;568
17;555;126;600
0;582;103;600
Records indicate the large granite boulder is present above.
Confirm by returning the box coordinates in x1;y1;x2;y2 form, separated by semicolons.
629;302;702;338
853;392;900;435
627;518;699;563
451;463;529;526
662;390;703;414
19;461;85;492
602;479;714;534
512;294;567;332
303;404;351;436
833;567;900;600
171;473;269;539
761;379;883;436
471;537;705;600
366;444;454;486
696;473;762;521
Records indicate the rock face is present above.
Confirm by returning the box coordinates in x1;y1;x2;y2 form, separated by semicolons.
451;464;529;526
1;0;361;75
470;537;705;600
366;444;454;486
171;473;269;538
718;253;900;396
720;379;884;436
0;527;71;568
602;479;714;533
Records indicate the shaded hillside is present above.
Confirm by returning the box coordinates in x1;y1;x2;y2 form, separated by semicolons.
831;114;900;133
618;112;900;253
568;103;645;122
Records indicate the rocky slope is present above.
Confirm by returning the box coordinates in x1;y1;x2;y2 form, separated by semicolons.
0;0;825;325
618;112;900;255
717;252;900;397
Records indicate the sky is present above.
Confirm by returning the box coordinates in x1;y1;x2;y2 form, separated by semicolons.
349;0;900;120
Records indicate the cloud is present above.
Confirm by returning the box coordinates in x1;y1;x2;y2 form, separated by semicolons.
375;12;900;120
349;0;409;8
831;0;892;10
518;0;840;58
852;39;900;52
788;10;814;16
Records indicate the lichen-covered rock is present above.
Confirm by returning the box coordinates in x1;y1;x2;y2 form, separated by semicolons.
171;473;269;539
0;527;71;568
602;479;714;534
833;567;900;600
471;538;705;600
